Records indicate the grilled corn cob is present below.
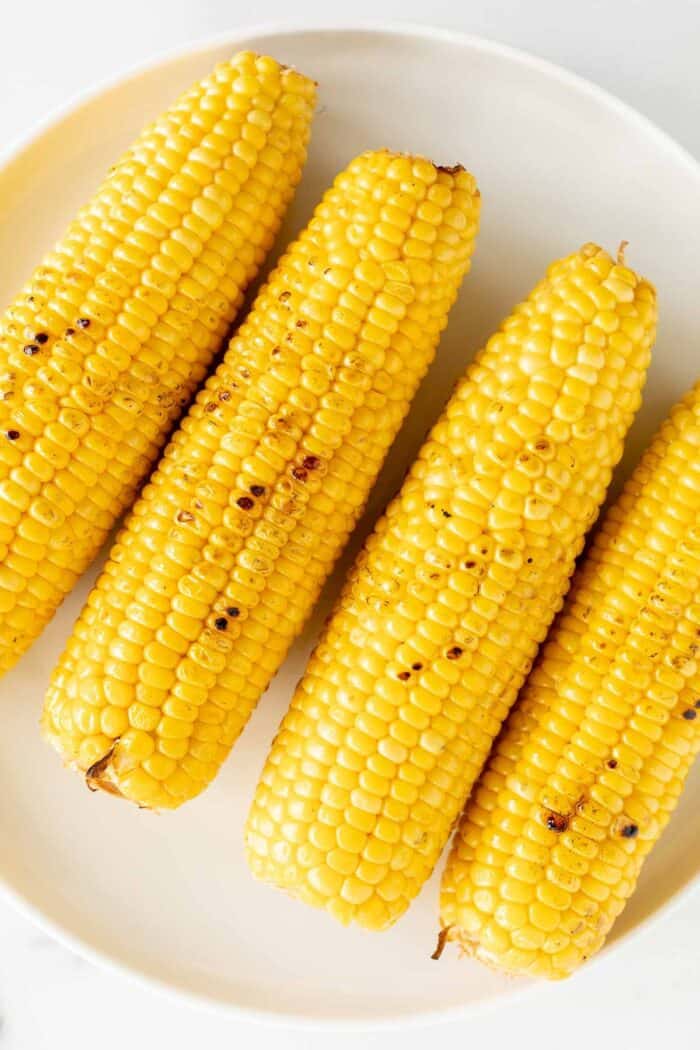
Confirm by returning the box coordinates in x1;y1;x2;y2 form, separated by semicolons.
246;244;656;931
0;51;315;675
440;381;699;978
42;150;481;808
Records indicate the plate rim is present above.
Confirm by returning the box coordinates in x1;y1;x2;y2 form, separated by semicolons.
1;17;699;1029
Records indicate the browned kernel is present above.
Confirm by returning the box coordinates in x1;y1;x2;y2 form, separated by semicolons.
545;812;569;832
620;823;639;838
23;344;40;355
292;467;308;481
226;607;240;618
35;332;48;344
214;617;228;631
606;758;618;769
76;317;91;328
250;485;266;497
176;510;194;523
682;708;697;720
397;671;411;681
302;455;320;470
237;496;254;510
6;430;20;441
446;646;463;659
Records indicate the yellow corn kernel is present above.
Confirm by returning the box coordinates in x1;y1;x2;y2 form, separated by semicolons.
42;151;481;809
0;52;315;675
246;245;656;929
441;381;700;978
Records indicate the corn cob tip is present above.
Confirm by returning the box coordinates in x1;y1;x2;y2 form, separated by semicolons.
431;926;452;960
580;239;631;271
348;149;478;190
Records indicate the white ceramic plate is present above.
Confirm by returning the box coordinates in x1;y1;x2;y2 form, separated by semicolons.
1;21;699;1028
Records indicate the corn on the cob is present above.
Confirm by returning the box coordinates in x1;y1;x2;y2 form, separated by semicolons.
0;51;315;675
440;382;700;979
42;150;481;808
245;244;656;931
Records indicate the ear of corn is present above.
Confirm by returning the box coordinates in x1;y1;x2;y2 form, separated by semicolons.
245;245;656;931
0;51;316;674
42;150;481;809
440;381;699;979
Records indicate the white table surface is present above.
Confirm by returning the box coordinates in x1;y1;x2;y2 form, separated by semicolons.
1;2;698;1047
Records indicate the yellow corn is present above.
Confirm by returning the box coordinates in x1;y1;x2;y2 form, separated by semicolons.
245;244;656;930
0;51;315;675
440;381;700;978
42;150;481;808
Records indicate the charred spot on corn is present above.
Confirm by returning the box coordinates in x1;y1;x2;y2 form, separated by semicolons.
606;758;618;769
250;485;266;497
682;708;697;720
5;430;20;441
620;823;639;839
76;317;91;329
34;332;48;344
23;344;40;356
214;617;229;632
302;455;320;471
545;811;570;833
446;646;463;660
292;466;308;481
236;496;254;510
397;670;411;681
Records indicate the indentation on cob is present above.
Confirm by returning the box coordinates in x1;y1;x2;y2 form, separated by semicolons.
440;381;699;980
245;244;656;931
42;150;481;809
0;51;316;674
